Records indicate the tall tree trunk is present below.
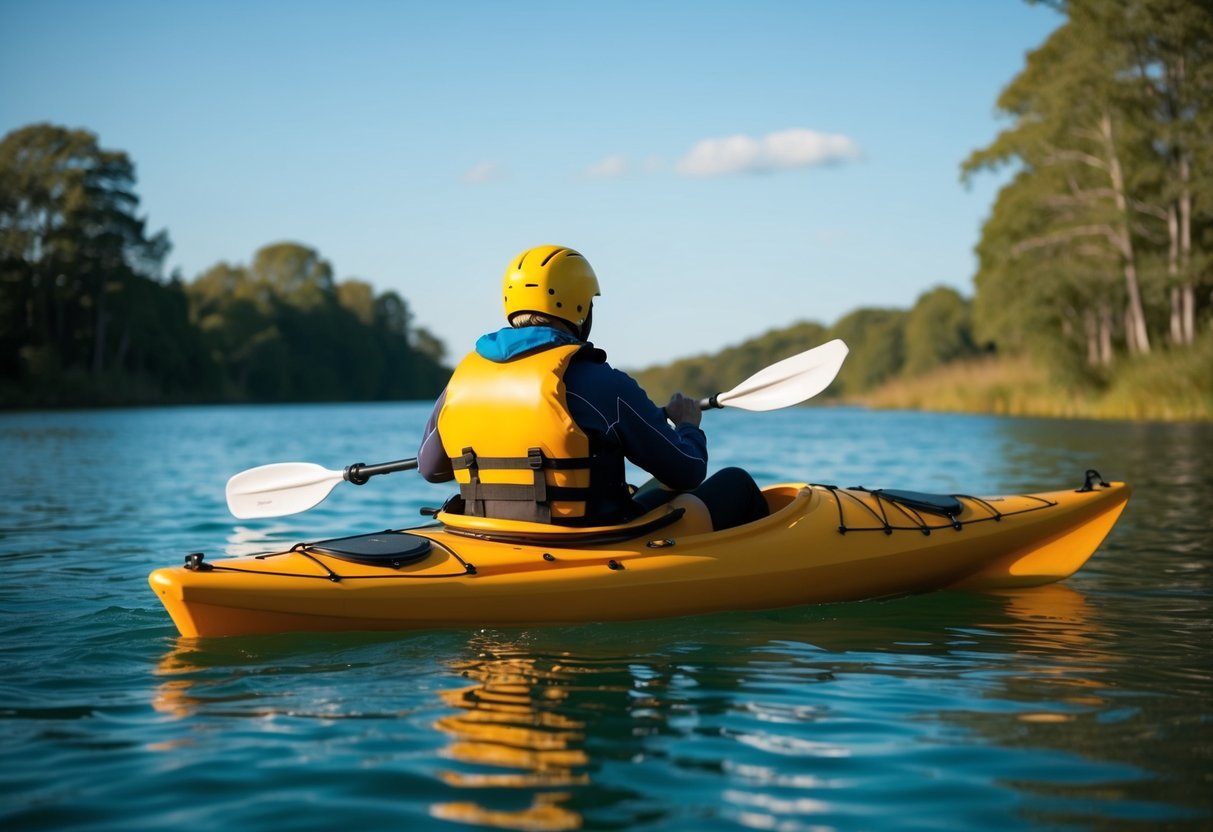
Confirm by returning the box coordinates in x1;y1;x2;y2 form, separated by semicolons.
1178;152;1195;344
1182;284;1195;343
1101;111;1151;354
1169;286;1184;345
1099;302;1113;367
1168;204;1183;345
1085;307;1099;366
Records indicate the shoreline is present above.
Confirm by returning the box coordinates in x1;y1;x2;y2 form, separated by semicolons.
854;351;1212;424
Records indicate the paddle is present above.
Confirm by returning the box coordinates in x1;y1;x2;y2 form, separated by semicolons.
225;338;849;519
226;458;418;520
691;338;849;412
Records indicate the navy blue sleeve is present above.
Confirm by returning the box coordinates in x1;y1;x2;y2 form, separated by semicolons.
566;363;708;491
417;388;454;483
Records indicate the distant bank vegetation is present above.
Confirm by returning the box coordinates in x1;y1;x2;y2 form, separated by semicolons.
2;1;1210;418
632;287;1211;423
0;124;447;407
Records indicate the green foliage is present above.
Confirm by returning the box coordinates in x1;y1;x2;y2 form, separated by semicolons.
250;242;335;310
182;243;448;402
0;123;210;404
634;289;979;403
964;0;1213;372
826;308;906;395
337;279;376;326
903;286;979;375
0;123;449;407
631;321;829;400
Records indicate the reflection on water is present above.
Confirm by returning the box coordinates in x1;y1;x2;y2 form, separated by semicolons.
983;585;1116;702
146;579;1200;830
431;637;590;830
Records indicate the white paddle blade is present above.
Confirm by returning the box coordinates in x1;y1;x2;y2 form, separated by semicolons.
225;462;344;519
715;339;849;411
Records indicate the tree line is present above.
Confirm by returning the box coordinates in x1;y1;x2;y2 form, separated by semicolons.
964;0;1211;377
632;286;980;401
0;124;448;408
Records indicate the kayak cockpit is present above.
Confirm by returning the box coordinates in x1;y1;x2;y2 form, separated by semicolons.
434;503;689;545
433;483;810;546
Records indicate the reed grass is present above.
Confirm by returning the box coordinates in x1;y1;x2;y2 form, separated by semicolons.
858;334;1213;422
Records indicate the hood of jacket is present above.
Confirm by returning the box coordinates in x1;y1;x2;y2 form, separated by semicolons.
474;326;584;363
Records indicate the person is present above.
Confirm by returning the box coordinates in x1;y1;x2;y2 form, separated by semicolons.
418;244;768;530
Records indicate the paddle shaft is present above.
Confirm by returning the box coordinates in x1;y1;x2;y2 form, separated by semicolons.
344;457;418;485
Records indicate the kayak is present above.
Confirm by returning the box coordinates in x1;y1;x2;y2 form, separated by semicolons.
148;474;1129;638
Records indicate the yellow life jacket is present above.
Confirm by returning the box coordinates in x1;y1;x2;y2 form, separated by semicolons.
437;343;607;523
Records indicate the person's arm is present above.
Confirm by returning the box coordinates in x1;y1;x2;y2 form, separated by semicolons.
417;389;454;483
572;368;707;491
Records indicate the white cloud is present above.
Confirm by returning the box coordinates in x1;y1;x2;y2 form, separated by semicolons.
461;160;505;184
675;128;862;177
582;155;630;180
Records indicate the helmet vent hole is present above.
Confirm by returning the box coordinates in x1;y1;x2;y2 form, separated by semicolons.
548;288;555;295
556;302;563;308
540;248;568;267
576;305;582;312
525;283;539;288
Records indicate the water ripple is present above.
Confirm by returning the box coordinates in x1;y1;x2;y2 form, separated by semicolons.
1;405;1210;830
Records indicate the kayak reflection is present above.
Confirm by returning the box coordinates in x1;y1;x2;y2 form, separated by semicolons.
429;633;593;830
147;582;1158;830
969;584;1120;719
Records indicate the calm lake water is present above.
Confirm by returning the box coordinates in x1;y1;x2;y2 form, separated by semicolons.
1;403;1210;831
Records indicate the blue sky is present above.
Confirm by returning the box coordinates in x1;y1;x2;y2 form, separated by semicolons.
1;0;1060;370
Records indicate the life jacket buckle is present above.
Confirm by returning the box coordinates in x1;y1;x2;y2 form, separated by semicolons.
460;448;483;516
527;447;548;505
461;448;478;474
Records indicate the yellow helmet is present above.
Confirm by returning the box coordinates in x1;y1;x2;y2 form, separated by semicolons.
502;245;600;328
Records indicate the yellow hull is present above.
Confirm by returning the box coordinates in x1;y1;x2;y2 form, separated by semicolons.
148;481;1130;638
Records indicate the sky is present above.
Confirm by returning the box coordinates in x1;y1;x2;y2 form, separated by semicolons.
0;0;1061;370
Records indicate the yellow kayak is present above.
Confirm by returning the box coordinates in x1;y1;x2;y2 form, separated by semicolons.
148;476;1130;638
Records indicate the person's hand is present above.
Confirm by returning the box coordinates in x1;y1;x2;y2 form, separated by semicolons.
665;392;702;427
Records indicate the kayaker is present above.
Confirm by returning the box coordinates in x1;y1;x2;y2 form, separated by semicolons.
417;244;768;530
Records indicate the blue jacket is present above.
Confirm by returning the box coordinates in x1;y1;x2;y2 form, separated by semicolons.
419;326;708;519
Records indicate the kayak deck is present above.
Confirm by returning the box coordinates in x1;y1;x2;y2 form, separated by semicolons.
148;480;1131;638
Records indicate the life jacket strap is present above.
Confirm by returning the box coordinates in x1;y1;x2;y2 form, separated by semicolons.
452;446;597;523
451;452;592;471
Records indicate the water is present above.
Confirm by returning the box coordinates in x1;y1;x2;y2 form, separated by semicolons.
1;403;1210;831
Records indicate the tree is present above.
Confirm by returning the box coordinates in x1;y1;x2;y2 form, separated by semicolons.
1116;0;1213;346
185;245;450;403
337;279;376;326
630;321;830;401
0;123;193;402
963;0;1213;367
0;124;449;406
903;287;978;376
827;308;906;394
373;290;412;339
250;242;335;310
965;6;1150;356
